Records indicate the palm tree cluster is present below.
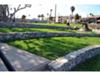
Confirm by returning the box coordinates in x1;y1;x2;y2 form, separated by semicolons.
38;14;44;20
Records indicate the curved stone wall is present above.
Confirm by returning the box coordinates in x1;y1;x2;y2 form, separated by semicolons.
48;45;100;71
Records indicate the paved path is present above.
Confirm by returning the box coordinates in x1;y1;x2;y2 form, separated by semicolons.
0;58;8;71
0;43;50;71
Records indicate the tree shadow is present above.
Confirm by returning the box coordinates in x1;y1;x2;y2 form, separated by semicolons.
72;55;100;71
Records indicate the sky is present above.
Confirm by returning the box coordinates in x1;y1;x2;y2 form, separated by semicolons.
1;0;100;19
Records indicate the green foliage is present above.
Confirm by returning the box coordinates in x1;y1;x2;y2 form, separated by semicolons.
74;13;81;20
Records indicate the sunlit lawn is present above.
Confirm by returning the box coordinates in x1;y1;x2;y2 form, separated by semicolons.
0;28;76;33
7;37;100;60
32;22;83;28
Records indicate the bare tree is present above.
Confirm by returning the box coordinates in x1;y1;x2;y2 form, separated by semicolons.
0;4;31;22
10;4;31;21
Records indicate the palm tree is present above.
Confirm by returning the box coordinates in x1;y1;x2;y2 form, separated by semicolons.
41;14;44;20
49;9;53;23
89;13;94;16
47;13;49;18
47;13;49;22
70;6;75;15
38;15;40;19
70;6;75;23
50;9;53;17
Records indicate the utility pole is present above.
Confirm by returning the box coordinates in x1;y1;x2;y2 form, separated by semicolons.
54;4;57;23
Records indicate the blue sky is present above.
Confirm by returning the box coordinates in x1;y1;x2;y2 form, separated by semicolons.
2;0;100;19
74;5;100;17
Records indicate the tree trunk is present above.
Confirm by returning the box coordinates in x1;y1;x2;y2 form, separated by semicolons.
83;23;91;31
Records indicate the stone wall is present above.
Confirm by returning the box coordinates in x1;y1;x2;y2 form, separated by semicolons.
0;22;73;30
48;45;100;71
0;32;100;42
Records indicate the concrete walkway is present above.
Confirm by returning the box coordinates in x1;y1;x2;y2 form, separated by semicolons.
0;58;8;71
0;43;50;71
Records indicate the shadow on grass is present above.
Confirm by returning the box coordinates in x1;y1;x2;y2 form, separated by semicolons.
72;55;100;71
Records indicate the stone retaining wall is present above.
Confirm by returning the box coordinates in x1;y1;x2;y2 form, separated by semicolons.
0;32;100;42
48;45;100;71
0;43;50;71
0;22;73;30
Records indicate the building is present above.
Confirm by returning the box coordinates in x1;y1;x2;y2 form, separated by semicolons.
57;16;68;23
82;15;100;29
82;15;100;23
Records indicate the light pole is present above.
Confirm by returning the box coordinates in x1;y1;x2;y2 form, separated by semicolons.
54;4;57;23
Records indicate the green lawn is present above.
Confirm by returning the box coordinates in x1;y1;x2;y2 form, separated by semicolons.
7;37;100;60
32;22;83;28
31;22;66;27
0;28;76;33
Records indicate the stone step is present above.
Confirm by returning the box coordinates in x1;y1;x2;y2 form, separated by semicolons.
0;43;50;71
0;58;8;71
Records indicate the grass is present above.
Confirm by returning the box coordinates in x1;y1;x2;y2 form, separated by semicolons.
32;22;83;28
7;37;100;60
72;55;100;71
0;28;76;33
